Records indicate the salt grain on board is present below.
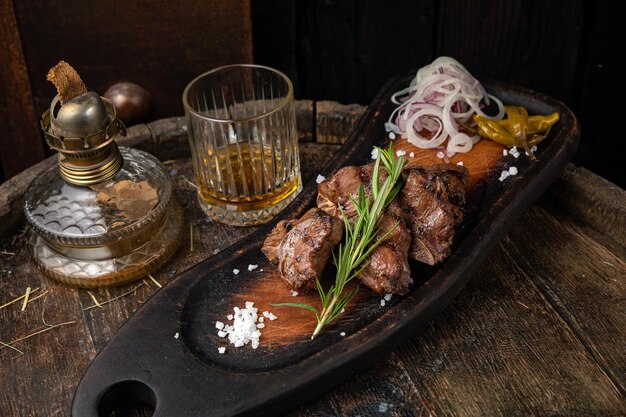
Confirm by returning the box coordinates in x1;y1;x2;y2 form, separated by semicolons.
316;174;326;184
214;301;277;352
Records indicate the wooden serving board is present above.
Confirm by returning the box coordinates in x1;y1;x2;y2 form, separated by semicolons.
72;77;579;417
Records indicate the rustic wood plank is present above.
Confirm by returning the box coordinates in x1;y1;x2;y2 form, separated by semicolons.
316;101;366;144
0;231;97;417
295;100;314;142
296;0;435;104
1;103;624;416
544;164;626;245
505;203;626;395
251;0;299;95
0;0;47;180
288;232;626;417
148;117;189;161
13;0;253;121
572;0;625;188
436;0;584;104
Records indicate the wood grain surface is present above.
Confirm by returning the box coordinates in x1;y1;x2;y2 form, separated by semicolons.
1;101;625;417
0;0;46;179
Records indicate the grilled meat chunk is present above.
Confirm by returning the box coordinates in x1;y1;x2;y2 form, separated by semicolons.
261;208;343;290
317;162;468;269
357;213;412;295
398;165;468;265
317;164;412;294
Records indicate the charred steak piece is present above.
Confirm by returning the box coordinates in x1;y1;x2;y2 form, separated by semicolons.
357;213;412;295
261;208;343;291
317;164;412;294
317;162;469;267
398;165;468;265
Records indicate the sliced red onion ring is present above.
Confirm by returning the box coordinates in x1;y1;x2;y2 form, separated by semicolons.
387;56;504;154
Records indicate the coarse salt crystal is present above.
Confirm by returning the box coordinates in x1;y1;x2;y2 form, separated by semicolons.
384;293;393;301
234;340;244;348
218;347;226;354
245;301;255;309
510;146;518;154
499;170;510;182
227;314;233;320
409;152;415;157
248;264;258;271
290;290;299;297
436;151;445;159
389;132;396;140
267;312;277;321
258;317;264;323
371;147;379;160
503;149;508;156
215;321;224;330
233;269;240;275
174;332;179;339
316;174;326;184
340;332;346;337
256;323;265;329
456;161;464;166
217;330;227;338
508;166;518;176
263;311;270;318
396;150;406;157
380;299;386;307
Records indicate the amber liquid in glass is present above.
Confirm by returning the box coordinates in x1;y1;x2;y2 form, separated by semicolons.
196;143;300;212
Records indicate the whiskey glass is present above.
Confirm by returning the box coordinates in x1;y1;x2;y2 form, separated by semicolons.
183;64;301;226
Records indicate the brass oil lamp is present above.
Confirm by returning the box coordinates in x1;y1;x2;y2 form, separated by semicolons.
24;62;183;287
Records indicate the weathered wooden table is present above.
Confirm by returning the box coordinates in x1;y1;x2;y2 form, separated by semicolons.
1;101;625;417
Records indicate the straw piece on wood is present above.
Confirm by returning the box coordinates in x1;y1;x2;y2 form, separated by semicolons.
0;340;23;357
1;288;40;310
147;274;162;288
82;283;145;311
20;287;31;312
0;321;76;351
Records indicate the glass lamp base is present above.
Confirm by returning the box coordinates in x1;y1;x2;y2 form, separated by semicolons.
28;201;183;288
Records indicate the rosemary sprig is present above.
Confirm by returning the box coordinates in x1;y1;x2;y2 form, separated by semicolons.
273;144;406;339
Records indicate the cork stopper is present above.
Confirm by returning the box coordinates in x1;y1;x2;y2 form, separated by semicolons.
47;61;87;104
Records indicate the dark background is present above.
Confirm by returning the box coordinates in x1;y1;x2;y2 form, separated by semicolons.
1;0;623;188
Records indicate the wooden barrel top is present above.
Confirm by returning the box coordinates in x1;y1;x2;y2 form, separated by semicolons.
1;101;625;417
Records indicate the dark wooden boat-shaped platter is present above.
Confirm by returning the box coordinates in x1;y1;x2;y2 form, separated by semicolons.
72;75;580;417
